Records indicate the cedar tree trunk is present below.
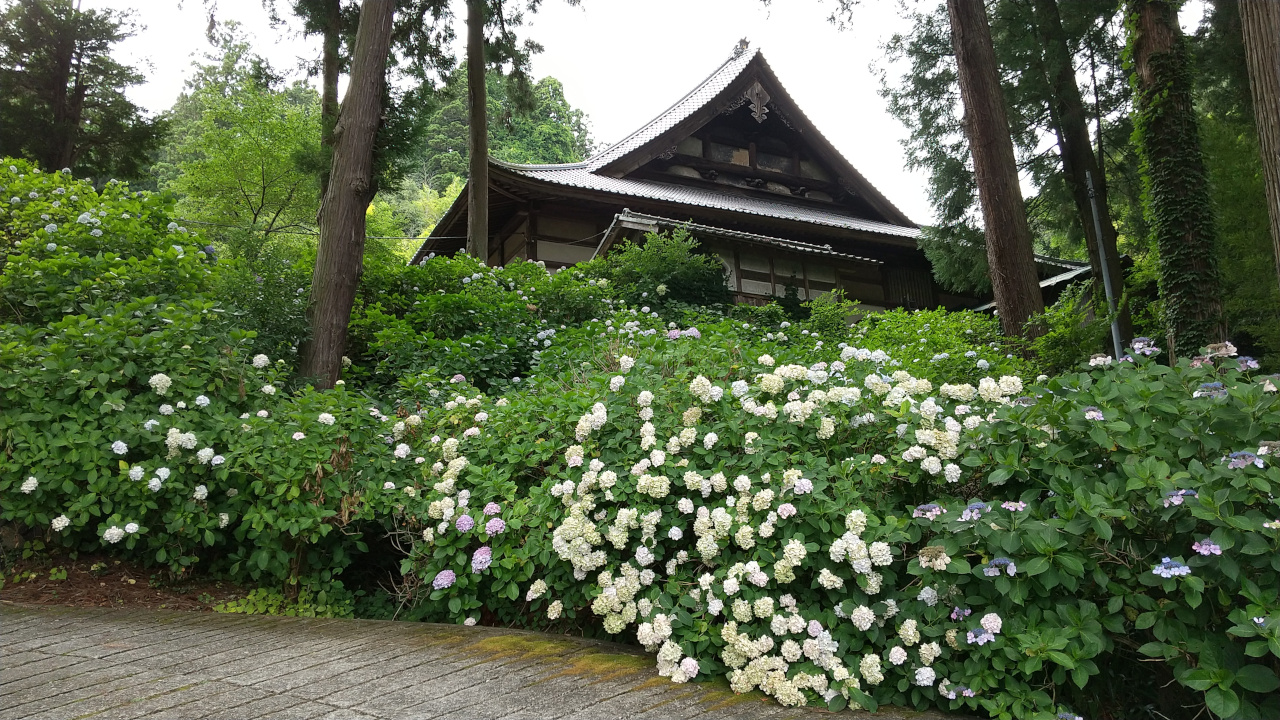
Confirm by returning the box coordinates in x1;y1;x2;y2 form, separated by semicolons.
465;0;489;259
1240;0;1280;292
300;0;395;387
319;0;342;197
946;0;1045;337
1033;0;1131;342
1128;0;1225;356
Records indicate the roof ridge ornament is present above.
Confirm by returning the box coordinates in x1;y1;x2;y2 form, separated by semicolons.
744;80;770;123
733;38;750;57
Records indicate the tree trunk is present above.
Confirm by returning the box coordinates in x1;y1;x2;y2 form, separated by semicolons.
1127;0;1226;356
318;0;342;198
946;0;1045;337
465;0;489;259
1032;0;1132;342
1240;0;1280;293
300;0;395;387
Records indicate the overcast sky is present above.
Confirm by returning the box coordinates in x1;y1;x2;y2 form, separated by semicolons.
85;0;1208;226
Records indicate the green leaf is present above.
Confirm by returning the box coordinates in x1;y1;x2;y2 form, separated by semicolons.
1205;686;1240;718
1181;668;1216;691
1136;612;1157;630
1234;665;1280;693
1023;556;1051;576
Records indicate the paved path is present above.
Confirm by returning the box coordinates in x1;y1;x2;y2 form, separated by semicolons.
0;604;954;720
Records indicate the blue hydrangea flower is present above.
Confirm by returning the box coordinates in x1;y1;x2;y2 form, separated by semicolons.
984;557;1017;577
1152;557;1191;578
960;502;990;521
1193;382;1227;399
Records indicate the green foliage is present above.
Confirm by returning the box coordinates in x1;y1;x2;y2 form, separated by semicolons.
214;583;354;618
158;27;322;262
411;68;593;191
0;0;165;181
802;290;859;341
1028;282;1111;375
579;227;731;310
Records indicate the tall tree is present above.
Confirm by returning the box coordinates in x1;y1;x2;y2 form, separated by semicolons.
1127;0;1225;356
465;0;488;259
0;0;165;179
301;0;395;385
1239;0;1280;291
1031;0;1131;341
946;0;1044;337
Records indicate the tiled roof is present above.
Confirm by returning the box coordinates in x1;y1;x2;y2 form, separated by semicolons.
491;161;922;240
605;210;883;264
584;47;761;170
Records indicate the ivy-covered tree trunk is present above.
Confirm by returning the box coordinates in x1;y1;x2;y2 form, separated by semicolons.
300;0;395;386
465;0;489;259
1240;0;1280;292
1032;0;1132;343
1127;0;1226;356
946;0;1045;337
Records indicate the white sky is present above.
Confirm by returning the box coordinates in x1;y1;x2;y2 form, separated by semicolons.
85;0;1210;226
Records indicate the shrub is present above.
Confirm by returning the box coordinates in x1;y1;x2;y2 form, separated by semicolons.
580;226;731;309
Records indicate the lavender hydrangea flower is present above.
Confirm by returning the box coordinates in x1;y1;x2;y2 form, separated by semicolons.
484;517;506;535
432;570;456;589
471;546;493;572
455;514;475;532
1237;356;1260;371
1191;539;1221;556
950;606;971;621
966;628;996;646
1163;489;1198;507
1131;337;1160;356
667;329;681;340
681;327;701;339
913;503;946;520
1152;557;1191;578
1083;406;1104;421
483;502;501;516
1001;501;1027;512
960;502;989;522
1226;451;1264;469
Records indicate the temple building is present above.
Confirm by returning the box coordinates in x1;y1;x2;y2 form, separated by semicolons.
411;43;1087;311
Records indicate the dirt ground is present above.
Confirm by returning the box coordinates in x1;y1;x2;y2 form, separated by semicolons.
0;553;244;611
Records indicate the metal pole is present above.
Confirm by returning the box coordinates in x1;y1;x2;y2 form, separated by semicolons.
1086;170;1124;358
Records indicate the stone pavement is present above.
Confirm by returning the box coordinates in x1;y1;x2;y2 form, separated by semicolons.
0;603;954;720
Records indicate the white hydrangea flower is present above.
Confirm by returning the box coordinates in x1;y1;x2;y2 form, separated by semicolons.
124;522;139;534
192;485;208;500
103;526;125;544
110;441;128;455
261;384;276;395
610;376;626;391
914;666;936;686
888;646;908;665
547;600;563;619
128;466;144;481
219;513;230;528
51;515;71;531
195;395;210;408
149;373;172;395
21;476;38;494
196;448;215;464
148;477;162;492
758;354;775;367
252;354;270;368
318;412;336;425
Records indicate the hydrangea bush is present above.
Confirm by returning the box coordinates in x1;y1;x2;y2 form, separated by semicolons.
5;160;1279;720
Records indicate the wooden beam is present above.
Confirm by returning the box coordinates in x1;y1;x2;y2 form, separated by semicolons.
769;256;777;298
733;249;743;294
